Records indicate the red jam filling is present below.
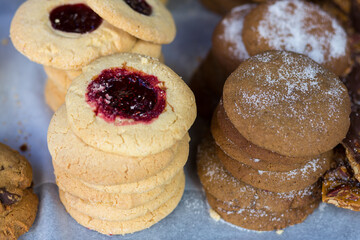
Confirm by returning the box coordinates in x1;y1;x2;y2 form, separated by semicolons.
49;4;102;34
124;0;152;16
86;67;166;123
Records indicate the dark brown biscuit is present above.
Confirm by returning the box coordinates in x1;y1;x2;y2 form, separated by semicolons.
0;143;32;189
0;189;38;239
206;192;320;231
242;1;351;76
189;51;227;119
0;143;38;239
212;4;255;74
223;51;351;157
218;144;333;192
215;101;310;168
197;136;322;212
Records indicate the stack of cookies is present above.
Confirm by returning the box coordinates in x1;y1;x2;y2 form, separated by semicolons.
191;0;351;117
197;51;351;231
10;0;175;111
48;53;196;235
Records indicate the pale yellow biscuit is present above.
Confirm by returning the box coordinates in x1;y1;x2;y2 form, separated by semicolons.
130;39;162;59
55;170;166;210
86;0;176;44
66;53;196;157
48;105;188;185
53;136;188;194
60;178;184;235
44;66;82;90
10;0;136;70
44;79;66;112
59;171;184;221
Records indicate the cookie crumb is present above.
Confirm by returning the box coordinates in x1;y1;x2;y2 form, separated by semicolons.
209;208;221;221
19;144;28;152
1;38;8;45
276;230;284;235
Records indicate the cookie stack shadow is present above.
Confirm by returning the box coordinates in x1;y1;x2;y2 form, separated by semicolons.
197;50;351;231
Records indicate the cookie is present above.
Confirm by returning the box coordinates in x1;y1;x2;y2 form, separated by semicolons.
53;136;188;194
66;53;196;157
223;51;351;157
0;143;38;239
0;143;32;190
59;171;184;221
130;39;162;60
200;0;256;15
218;144;333;192
206;192;319;231
44;79;66;112
10;0;136;70
86;0;176;44
0;189;38;240
48;105;188;185
212;102;310;171
242;1;351;76
44;66;82;91
197;136;321;212
55;170;166;210
212;4;255;74
59;177;185;235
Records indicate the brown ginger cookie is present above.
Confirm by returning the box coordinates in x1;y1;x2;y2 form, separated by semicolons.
223;51;351;157
212;4;255;74
213;101;310;170
242;1;351;76
0;143;38;239
197;136;321;212
218;145;333;192
206;192;319;231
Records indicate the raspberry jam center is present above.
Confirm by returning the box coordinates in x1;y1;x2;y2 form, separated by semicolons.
124;0;152;16
86;67;166;123
49;4;103;34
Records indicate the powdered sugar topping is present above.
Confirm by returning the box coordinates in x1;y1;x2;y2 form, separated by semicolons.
219;4;255;60
257;1;347;64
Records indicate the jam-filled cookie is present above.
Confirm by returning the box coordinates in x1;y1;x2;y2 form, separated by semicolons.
66;53;196;157
48;105;188;185
10;0;136;70
223;51;351;157
0;143;38;239
44;79;67;112
86;0;176;44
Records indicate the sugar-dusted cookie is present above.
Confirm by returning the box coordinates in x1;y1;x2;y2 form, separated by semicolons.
59;171;184;221
66;53;196;156
206;193;319;231
59;177;185;235
212;4;255;74
0;143;38;239
197;137;321;212
48;105;188;185
86;0;176;44
10;0;136;70
242;0;351;76
212;102;309;171
218;144;333;192
223;51;351;157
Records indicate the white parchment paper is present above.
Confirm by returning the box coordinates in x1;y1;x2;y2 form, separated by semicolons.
0;0;359;239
